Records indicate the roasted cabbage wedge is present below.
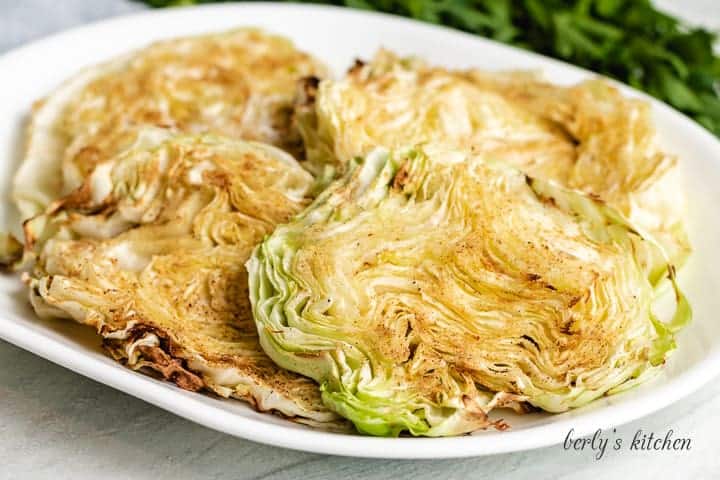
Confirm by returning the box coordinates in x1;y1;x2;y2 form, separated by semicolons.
248;147;690;437
25;133;345;428
295;50;689;280
14;28;328;221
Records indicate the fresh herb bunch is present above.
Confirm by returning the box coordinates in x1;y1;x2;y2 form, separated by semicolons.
142;0;720;137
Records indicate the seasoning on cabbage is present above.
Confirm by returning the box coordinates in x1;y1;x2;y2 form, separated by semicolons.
248;147;689;436
14;28;328;221
26;133;346;428
295;50;689;280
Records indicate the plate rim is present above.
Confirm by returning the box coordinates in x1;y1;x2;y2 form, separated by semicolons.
0;2;719;459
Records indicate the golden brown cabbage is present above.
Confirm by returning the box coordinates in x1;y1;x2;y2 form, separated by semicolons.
26;134;345;428
14;28;328;220
248;147;689;436
296;50;689;278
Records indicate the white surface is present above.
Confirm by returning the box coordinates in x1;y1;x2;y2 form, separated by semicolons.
655;0;720;30
1;0;720;477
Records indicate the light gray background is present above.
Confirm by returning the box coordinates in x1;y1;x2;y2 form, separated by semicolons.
1;1;719;479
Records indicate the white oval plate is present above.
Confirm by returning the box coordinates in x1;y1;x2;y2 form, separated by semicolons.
0;3;718;459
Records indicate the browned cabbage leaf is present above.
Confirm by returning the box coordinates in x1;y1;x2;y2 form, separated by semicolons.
25;134;345;428
296;50;689;279
14;28;328;220
248;147;689;436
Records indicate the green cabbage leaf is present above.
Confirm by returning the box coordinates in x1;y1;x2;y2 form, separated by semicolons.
248;147;689;436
